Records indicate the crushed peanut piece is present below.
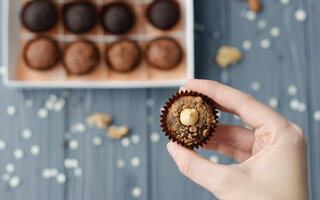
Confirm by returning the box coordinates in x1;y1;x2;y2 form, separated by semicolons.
87;113;112;129
107;125;130;139
248;0;261;13
215;46;242;68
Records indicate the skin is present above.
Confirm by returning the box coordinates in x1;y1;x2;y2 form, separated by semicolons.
167;79;309;200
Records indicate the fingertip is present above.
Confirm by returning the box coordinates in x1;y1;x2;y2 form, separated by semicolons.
167;142;179;158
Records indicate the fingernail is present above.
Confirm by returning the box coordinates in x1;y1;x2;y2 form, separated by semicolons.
167;142;178;158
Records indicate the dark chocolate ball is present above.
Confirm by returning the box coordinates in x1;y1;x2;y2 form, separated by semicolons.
147;0;180;30
101;3;135;34
64;41;99;75
64;2;97;34
21;0;58;32
146;37;182;70
24;37;59;70
106;40;141;72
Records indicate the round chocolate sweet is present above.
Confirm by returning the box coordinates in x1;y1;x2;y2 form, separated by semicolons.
147;0;180;30
64;2;97;34
101;2;135;34
21;0;57;32
146;37;182;70
24;37;59;70
106;40;141;72
63;41;99;75
160;91;219;149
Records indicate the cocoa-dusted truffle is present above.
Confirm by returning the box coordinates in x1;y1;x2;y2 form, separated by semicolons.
101;2;135;34
146;37;182;70
63;41;99;75
147;0;180;30
24;37;59;70
160;91;219;149
21;0;57;32
106;40;141;72
63;2;97;34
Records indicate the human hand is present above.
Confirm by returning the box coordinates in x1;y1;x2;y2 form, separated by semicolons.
167;79;309;200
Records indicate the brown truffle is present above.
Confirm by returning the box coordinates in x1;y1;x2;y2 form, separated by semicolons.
63;41;99;75
106;40;141;72
24;37;59;70
146;37;182;70
160;91;219;149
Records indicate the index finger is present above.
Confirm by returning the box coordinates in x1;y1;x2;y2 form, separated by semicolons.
186;79;288;129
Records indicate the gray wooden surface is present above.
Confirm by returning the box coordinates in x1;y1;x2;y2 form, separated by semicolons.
0;0;320;199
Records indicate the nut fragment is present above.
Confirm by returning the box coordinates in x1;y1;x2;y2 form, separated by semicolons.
180;108;199;126
215;46;242;68
203;129;209;137
248;0;261;13
107;125;130;139
87;113;112;129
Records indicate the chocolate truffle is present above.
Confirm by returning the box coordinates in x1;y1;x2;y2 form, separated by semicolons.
146;37;182;70
147;0;180;30
160;91;219;149
101;3;135;34
106;40;141;72
64;2;97;34
24;37;59;70
21;0;57;32
64;41;99;75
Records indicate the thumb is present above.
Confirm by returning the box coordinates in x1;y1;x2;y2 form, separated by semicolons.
167;142;234;193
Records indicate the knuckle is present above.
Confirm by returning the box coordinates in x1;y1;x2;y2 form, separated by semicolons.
176;154;194;176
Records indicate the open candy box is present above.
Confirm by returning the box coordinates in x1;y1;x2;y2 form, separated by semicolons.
2;0;194;88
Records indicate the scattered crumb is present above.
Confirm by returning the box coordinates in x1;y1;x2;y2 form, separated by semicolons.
9;176;21;188
56;173;67;184
74;168;82;177
38;108;48;119
50;168;58;177
314;111;320;121
30;145;40;156
92;136;103;146
42;169;51;179
71;123;86;133
246;10;256;21
2;173;10;182
150;132;160;143
132;187;142;198
257;20;267;29
108;125;130;139
131;157;141;167
269;98;279;108
288;85;298;96
280;0;290;4
270;27;280;37
22;129;32;140
69;140;79;150
0;140;6;150
295;9;307;22
6;163;15;173
87;113;112;129
290;99;300;110
251;81;261;91
7;106;16;116
13;149;24;160
215;46;242;68
260;39;271;49
297;102;307;112
242;40;252;50
131;134;141;144
212;31;222;39
24;99;34;108
117;159;126;169
209;155;219;163
64;158;79;169
147;99;154;107
121;137;131;148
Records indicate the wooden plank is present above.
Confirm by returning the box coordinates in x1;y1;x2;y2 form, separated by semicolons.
304;0;320;198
